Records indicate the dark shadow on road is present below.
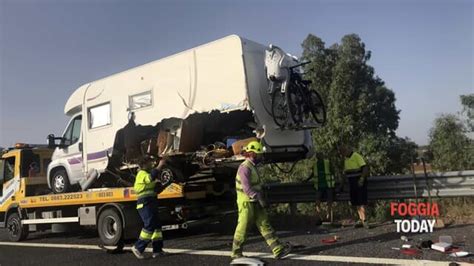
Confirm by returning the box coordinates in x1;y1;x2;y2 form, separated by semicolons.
20;228;98;241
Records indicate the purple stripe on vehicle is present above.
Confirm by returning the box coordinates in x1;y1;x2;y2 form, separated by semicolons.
87;147;113;161
87;150;107;160
66;148;113;165
68;157;83;165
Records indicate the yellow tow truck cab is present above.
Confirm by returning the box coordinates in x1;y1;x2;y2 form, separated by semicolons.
0;145;234;245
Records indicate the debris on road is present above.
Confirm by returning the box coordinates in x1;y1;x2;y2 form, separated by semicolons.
230;257;265;266
400;248;421;255
431;242;452;252
321;236;338;244
449;251;470;258
431;235;454;252
439;235;453;244
420;239;434;249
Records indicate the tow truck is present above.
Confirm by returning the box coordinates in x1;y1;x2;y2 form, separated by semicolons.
0;144;235;246
0;35;323;248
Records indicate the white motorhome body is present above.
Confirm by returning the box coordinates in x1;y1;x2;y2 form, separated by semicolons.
47;35;313;192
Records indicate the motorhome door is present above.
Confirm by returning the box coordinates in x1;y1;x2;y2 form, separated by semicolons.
58;115;83;184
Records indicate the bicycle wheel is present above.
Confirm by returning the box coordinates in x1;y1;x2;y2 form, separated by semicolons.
308;90;326;125
288;88;304;125
271;90;290;128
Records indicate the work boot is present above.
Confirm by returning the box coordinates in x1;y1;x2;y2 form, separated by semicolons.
362;220;371;229
354;220;363;228
275;244;292;260
131;246;145;260
152;250;169;258
230;253;244;260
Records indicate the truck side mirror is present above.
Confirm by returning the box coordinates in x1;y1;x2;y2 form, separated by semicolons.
47;134;66;148
47;134;56;148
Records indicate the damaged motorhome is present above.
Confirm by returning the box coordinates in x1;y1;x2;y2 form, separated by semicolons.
46;35;319;194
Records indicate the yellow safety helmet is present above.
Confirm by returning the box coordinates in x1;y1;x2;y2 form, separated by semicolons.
244;141;263;154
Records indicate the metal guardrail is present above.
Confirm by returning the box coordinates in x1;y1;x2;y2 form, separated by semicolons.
263;170;474;203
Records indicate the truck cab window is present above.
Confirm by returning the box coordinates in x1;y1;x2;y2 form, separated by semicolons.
62;116;82;146
20;150;41;177
0;160;3;196
71;116;82;143
4;156;15;182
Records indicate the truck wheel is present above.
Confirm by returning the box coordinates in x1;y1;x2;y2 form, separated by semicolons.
98;208;123;246
7;213;28;242
51;169;70;194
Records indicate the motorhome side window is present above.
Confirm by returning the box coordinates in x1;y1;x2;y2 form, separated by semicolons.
62;115;82;146
89;103;111;129
129;91;152;111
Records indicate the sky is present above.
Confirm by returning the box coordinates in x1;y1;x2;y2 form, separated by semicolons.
0;0;472;148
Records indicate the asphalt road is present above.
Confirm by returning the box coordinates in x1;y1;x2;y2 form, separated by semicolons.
0;215;473;265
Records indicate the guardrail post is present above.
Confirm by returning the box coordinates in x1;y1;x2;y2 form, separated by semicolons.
289;203;297;215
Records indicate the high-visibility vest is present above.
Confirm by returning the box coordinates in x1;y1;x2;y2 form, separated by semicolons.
313;159;335;189
235;159;262;203
134;170;157;199
344;152;367;178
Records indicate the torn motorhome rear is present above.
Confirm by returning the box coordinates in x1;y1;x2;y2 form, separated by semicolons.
47;35;313;193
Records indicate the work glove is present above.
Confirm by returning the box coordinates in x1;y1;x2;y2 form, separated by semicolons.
154;178;173;194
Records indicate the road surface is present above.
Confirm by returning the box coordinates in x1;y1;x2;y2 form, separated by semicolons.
0;215;472;265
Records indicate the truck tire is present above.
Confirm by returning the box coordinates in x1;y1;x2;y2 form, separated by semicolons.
51;169;71;194
98;208;124;246
7;213;28;242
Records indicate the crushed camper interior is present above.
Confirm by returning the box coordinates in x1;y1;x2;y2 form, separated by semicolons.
107;109;259;183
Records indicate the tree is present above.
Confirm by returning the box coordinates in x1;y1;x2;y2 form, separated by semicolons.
263;33;419;217
386;137;418;174
460;93;474;131
300;33;408;176
428;114;474;171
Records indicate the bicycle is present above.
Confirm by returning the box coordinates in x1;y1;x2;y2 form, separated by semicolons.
268;59;326;129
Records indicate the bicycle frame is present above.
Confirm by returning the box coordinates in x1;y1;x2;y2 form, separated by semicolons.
265;45;326;129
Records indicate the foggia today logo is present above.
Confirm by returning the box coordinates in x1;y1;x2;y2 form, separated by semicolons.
390;202;440;233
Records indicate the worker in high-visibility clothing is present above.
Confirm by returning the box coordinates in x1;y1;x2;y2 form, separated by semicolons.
305;152;336;224
340;145;370;229
231;141;291;260
131;156;172;259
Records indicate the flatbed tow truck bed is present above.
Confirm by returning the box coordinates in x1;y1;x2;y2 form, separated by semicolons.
0;147;235;246
16;184;184;209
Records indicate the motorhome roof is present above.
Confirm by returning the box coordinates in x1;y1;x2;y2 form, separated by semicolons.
64;34;252;116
